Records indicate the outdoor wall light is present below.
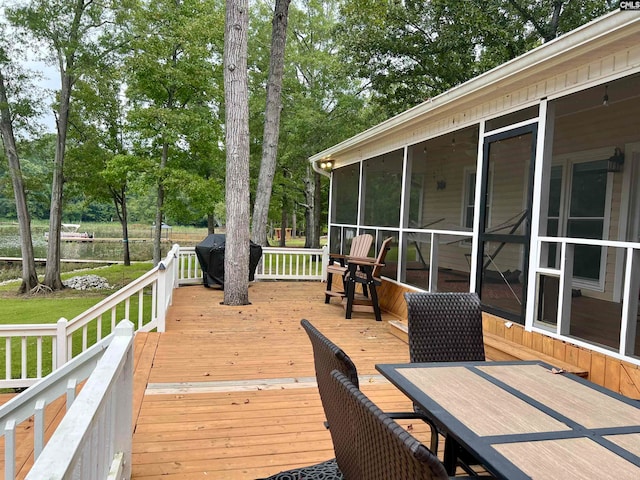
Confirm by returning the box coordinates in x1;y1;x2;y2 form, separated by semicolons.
602;85;609;106
320;160;333;170
607;147;624;173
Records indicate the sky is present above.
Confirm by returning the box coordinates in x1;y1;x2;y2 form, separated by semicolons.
24;58;59;133
1;5;58;134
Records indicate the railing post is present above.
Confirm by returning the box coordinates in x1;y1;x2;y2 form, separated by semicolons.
321;245;329;282
156;263;167;333
114;320;133;480
55;318;68;369
4;419;16;480
172;244;181;290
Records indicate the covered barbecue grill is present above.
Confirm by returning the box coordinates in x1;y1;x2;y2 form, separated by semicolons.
195;234;263;288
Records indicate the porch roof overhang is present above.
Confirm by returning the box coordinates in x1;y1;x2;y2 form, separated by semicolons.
309;10;640;177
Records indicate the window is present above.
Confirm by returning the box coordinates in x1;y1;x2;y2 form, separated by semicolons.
567;160;608;282
545;157;611;288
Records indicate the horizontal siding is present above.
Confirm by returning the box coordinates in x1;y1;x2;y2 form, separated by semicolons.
379;280;640;400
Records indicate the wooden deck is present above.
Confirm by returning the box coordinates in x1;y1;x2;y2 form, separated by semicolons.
131;281;434;479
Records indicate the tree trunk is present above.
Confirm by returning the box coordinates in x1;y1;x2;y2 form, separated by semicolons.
250;0;291;247
110;186;131;266
207;214;216;234
313;170;323;247
291;211;296;238
279;204;287;247
223;0;251;305
44;72;73;291
121;219;130;267
119;192;131;266
153;142;169;265
0;69;39;293
304;164;321;249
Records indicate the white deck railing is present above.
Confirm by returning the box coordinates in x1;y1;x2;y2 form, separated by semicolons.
0;245;326;389
177;245;328;284
0;320;133;480
0;244;327;478
0;245;179;389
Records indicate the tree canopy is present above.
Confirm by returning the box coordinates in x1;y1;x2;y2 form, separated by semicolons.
0;0;618;290
336;0;617;116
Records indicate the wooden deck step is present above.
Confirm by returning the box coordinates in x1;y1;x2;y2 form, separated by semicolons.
387;320;589;378
483;333;588;377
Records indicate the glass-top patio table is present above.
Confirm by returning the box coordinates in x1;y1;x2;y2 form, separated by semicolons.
375;361;640;480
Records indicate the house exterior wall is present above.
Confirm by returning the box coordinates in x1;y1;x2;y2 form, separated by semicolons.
379;279;640;400
315;12;640;369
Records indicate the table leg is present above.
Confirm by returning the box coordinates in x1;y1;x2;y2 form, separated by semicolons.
443;435;459;475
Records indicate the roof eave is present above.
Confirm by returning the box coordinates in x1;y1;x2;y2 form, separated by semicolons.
309;10;638;166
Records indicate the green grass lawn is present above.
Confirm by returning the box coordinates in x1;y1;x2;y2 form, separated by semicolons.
0;262;153;327
0;262;154;383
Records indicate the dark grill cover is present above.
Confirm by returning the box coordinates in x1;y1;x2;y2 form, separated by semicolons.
195;234;263;288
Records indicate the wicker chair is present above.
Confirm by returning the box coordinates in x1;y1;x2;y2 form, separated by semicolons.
325;233;373;304
331;370;468;480
259;320;445;480
257;320;364;480
405;292;485;475
302;319;438;454
405;292;485;364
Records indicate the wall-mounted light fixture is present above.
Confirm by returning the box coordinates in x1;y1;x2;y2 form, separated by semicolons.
319;160;333;171
607;147;624;173
602;85;609;107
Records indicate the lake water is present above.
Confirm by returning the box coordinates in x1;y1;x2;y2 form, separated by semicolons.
0;234;164;262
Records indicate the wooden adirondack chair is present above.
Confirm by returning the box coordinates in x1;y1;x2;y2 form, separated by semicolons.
343;237;393;321
325;234;373;304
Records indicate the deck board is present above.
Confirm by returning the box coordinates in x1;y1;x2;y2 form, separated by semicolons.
132;281;432;479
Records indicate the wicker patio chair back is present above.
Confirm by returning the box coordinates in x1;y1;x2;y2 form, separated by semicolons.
301;319;360;478
331;370;449;480
405;292;485;363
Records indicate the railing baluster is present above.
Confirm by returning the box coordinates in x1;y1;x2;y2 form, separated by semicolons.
67;332;72;362
82;325;88;351
97;315;102;341
21;337;27;379
125;298;131;322
152;282;158;322
36;337;42;378
52;336;57;370
6;337;11;380
111;307;117;330
138;290;144;330
56;318;68;370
